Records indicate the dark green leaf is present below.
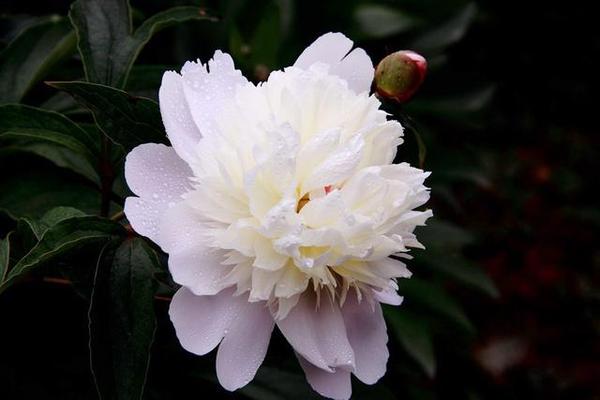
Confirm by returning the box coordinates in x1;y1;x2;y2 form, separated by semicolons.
0;153;102;219
250;5;282;68
421;252;499;298
0;232;12;283
12;142;99;183
354;5;419;39
69;0;216;88
0;16;76;103
19;207;87;240
68;0;131;86
127;7;217;80
40;91;87;115
412;3;477;53
399;278;475;333
0;216;124;294
408;86;495;119
48;81;165;150
126;65;172;100
89;238;160;400
385;308;436;377
0;104;100;181
417;220;499;297
418;219;474;251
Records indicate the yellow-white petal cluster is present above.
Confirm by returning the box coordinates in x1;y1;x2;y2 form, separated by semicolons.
175;61;431;318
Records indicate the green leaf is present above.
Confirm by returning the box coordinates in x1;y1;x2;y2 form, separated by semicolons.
68;0;131;87
417;220;499;298
0;232;12;283
0;216;124;294
40;91;87;115
408;86;495;119
126;65;172;100
0;104;100;181
89;238;160;400
250;4;282;68
418;219;475;251
399;278;475;333
354;5;420;39
69;0;216;88
412;3;477;53
421;252;499;298
128;7;217;77
48;81;165;151
19;207;87;240
0;152;103;219
385;308;436;377
0;16;76;103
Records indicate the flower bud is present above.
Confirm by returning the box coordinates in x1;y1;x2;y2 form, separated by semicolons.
374;50;427;103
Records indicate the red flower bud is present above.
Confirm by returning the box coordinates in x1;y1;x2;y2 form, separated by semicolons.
374;50;427;103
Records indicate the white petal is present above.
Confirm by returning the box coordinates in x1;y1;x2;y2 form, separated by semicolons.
294;32;353;70
301;136;364;194
295;128;341;184
182;51;248;138
216;300;274;391
341;294;389;384
299;191;344;228
294;32;373;94
253;236;289;271
373;287;404;306
159;201;209;254
168;247;231;296
330;47;374;94
124;143;192;202
159;71;202;163
277;293;354;372
123;143;192;246
168;287;240;356
124;197;161;244
250;267;285;301
297;354;352;400
370;257;412;279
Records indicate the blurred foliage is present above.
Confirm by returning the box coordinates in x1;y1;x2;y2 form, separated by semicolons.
0;0;598;399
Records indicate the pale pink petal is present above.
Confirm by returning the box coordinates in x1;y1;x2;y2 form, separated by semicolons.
297;354;352;400
373;287;404;305
216;300;274;391
181;51;248;138
168;247;231;296
330;47;374;93
124;143;192;201
294;32;374;94
159;72;203;163
159;201;208;254
168;287;240;356
294;32;353;70
277;293;355;372
123;197;161;244
124;143;192;245
341;295;389;384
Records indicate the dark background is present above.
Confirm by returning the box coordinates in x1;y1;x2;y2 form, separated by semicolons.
1;0;598;399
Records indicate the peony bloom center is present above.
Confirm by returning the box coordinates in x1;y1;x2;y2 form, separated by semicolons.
156;60;432;319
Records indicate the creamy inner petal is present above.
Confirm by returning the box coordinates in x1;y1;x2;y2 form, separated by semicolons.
160;57;431;318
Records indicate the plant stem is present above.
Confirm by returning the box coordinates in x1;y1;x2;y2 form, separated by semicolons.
110;210;125;221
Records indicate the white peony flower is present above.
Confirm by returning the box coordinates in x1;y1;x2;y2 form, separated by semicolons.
124;32;432;399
